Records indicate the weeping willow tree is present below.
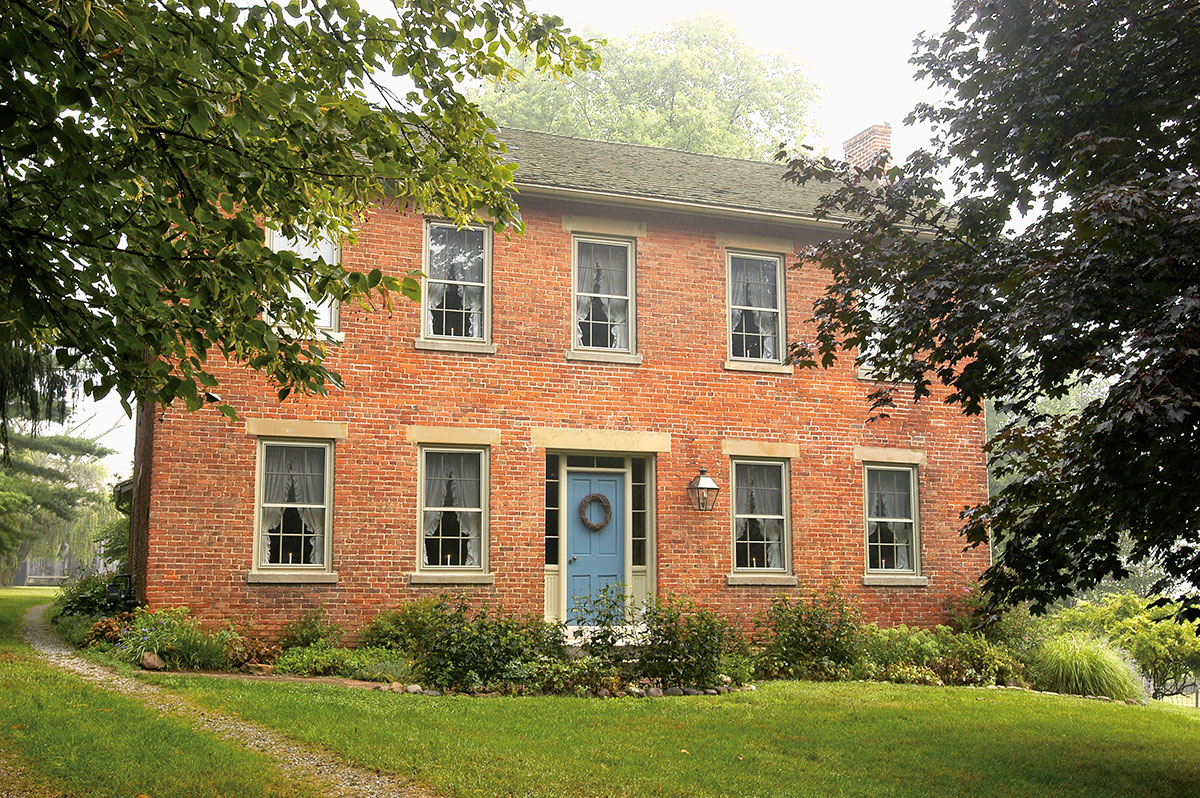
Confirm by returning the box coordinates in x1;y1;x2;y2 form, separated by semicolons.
0;342;114;580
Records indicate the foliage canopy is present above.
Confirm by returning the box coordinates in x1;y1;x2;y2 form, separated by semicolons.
781;1;1200;616
0;0;596;422
474;13;818;160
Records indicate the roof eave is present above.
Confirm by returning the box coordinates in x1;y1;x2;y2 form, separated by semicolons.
512;182;852;233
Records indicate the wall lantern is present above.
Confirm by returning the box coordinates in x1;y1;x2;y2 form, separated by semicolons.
686;468;721;512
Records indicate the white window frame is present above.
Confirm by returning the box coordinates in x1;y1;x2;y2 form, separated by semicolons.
253;438;335;572
417;445;489;573
421;220;492;345
572;235;636;354
730;458;791;573
863;463;920;574
267;229;341;334
726;251;785;364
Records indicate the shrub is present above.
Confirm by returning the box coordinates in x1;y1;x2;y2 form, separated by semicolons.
53;613;99;648
1050;592;1200;698
412;600;567;691
638;594;730;688
278;606;343;650
569;584;633;670
51;570;113;619
1031;633;1144;701
84;612;135;647
502;655;624;695
358;598;446;652
755;587;863;680
944;584;1051;664
113;606;234;670
272;643;400;678
929;630;1024;687
718;653;755;686
881;662;944;686
225;633;280;668
859;624;942;669
350;659;415;684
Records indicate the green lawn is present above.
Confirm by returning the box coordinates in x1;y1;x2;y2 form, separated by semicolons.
0;588;320;798
147;670;1200;798
9;586;1200;798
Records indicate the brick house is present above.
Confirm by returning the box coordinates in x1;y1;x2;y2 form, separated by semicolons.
128;126;989;638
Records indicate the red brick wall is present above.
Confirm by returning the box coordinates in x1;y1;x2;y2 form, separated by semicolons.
142;197;989;640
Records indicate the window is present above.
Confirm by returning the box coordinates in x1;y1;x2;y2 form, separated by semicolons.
728;253;783;362
732;460;788;571
268;230;340;332
574;237;634;351
865;465;918;572
257;441;332;568
424;221;490;341
420;448;486;570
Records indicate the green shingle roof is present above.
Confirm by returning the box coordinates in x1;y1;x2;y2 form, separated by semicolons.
498;128;835;222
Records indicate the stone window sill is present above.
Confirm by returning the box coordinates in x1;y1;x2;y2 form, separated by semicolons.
565;350;643;366
724;359;793;375
862;573;928;587
246;570;338;584
415;338;496;355
726;573;799;587
408;572;495;586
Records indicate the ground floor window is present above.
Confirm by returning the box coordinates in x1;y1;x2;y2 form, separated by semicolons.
732;459;787;571
258;441;331;568
865;464;918;572
421;447;486;569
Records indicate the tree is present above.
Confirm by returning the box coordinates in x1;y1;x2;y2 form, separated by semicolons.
780;1;1200;617
473;13;818;160
0;411;113;582
1;0;597;429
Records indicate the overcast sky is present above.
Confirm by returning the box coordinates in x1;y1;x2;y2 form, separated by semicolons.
73;0;955;480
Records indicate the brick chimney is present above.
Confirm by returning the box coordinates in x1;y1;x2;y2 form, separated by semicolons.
842;123;892;172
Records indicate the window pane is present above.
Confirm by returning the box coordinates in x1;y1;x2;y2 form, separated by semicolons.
734;463;783;515
867;469;911;519
263;445;325;504
632;458;646;483
730;256;778;309
577;241;628;296
429;225;485;283
424;451;481;507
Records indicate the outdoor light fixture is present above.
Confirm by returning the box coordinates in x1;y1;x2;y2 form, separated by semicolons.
686;468;721;511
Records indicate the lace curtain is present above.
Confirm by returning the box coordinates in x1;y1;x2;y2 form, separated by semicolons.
730;256;779;359
427;226;485;338
423;450;482;567
735;463;784;568
575;241;629;349
261;445;326;565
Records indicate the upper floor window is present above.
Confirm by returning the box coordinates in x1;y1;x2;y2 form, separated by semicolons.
425;221;489;341
865;464;918;572
732;460;788;571
258;440;333;569
268;230;339;332
574;237;634;352
728;253;783;362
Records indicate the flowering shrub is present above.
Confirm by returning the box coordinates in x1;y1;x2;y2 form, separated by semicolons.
112;607;234;670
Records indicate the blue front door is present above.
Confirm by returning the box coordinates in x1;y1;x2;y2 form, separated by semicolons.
566;471;625;623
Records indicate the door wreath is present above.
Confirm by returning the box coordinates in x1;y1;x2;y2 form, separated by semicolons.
578;493;613;531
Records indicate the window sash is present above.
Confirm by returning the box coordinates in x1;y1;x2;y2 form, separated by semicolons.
424;222;489;341
732;460;788;572
727;253;784;362
573;237;634;352
257;440;332;569
865;465;918;573
268;230;340;332
419;447;487;570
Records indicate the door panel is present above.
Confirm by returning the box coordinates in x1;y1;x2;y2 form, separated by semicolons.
566;472;624;623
